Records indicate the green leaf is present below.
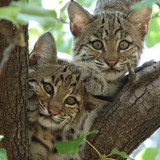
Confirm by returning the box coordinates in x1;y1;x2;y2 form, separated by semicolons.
131;1;147;10
0;148;7;160
81;130;98;139
0;136;4;141
0;6;20;27
56;130;98;155
146;17;160;48
140;148;158;160
29;0;42;6
0;1;57;29
11;1;57;29
77;0;96;8
109;148;135;160
131;0;160;10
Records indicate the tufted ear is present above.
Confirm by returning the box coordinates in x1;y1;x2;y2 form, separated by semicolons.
29;32;58;67
67;1;93;36
85;92;111;110
127;7;152;40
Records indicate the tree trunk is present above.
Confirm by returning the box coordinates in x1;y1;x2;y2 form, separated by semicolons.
0;1;29;159
84;0;160;159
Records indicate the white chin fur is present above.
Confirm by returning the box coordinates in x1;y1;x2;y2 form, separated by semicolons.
104;70;125;81
37;115;70;130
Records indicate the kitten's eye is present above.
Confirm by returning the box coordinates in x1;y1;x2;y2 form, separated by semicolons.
65;96;77;105
43;83;54;95
92;40;103;50
119;40;129;50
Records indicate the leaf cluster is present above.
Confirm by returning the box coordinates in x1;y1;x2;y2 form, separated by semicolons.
0;0;57;29
56;130;134;160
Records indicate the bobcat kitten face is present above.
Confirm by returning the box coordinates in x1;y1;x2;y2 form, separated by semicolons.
29;63;95;130
68;1;152;81
28;32;107;160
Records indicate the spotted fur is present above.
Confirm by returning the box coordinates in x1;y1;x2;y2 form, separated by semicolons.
68;0;152;97
28;32;109;160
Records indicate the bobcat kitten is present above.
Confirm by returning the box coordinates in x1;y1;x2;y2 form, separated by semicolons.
68;0;152;97
28;32;109;160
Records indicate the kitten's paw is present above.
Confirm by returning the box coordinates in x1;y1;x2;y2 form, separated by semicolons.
127;63;136;83
27;107;39;122
84;80;107;95
78;65;107;95
27;97;39;122
83;72;107;95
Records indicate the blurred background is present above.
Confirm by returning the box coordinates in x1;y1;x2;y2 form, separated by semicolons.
29;0;160;159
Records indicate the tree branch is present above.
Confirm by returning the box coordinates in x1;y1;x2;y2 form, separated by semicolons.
84;61;160;160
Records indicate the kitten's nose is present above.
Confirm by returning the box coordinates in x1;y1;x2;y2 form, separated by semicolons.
48;108;58;116
106;60;117;67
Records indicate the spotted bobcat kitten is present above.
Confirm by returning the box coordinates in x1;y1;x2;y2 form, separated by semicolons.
28;32;109;160
68;0;152;97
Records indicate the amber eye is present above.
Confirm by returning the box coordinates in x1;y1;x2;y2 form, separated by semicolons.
119;40;130;50
65;96;77;105
92;40;103;50
43;83;54;95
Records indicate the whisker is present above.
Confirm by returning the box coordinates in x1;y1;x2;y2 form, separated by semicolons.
95;61;104;66
39;104;45;111
37;99;46;111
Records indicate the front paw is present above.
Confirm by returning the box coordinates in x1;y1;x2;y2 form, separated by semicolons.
27;97;39;122
27;107;39;122
84;81;106;95
127;63;136;83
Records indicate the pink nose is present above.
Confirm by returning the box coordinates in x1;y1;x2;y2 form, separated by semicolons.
107;61;117;67
49;109;58;116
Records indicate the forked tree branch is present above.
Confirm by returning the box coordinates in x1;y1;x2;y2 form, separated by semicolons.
84;61;160;160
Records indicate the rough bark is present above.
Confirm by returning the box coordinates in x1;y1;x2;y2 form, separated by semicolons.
84;62;160;160
0;1;29;159
84;0;160;159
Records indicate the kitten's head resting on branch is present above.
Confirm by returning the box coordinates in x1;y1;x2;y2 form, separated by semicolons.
28;32;108;129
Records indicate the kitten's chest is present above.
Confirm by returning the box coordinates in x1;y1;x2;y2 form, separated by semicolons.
29;111;95;160
103;79;125;97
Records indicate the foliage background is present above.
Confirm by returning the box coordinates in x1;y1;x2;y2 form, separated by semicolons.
29;0;160;54
29;0;98;54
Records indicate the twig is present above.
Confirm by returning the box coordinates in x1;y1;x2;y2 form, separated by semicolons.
48;0;69;32
84;138;102;158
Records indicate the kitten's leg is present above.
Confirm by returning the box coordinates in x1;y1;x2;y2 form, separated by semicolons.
27;103;38;122
127;63;136;83
27;89;39;122
78;65;107;95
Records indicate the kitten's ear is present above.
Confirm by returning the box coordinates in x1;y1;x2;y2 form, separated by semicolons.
29;32;58;67
85;93;111;110
127;7;152;39
67;1;93;36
